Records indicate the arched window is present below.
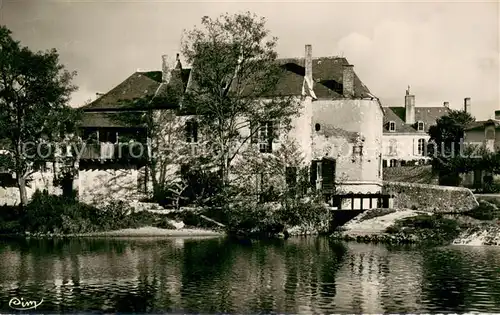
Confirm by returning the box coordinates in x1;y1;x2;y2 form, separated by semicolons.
315;123;321;132
486;128;495;140
417;138;426;156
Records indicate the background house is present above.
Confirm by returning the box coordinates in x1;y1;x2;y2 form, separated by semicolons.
463;110;500;188
382;89;453;167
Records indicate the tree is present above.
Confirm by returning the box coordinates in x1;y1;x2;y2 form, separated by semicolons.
0;25;77;205
181;12;301;200
427;109;475;186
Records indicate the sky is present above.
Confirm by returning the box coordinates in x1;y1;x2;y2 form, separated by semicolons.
0;0;498;120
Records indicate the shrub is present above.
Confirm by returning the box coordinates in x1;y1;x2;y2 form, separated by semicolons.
385;214;461;244
225;201;283;237
6;191;174;235
224;196;330;238
467;200;500;220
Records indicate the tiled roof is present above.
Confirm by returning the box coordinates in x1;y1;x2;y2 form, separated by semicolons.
383;106;450;134
465;119;500;131
273;57;373;99
81;56;373;113
79;112;146;128
80;70;190;112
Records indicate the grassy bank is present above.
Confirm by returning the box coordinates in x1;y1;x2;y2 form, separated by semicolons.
331;209;462;245
0;191;222;237
331;199;500;246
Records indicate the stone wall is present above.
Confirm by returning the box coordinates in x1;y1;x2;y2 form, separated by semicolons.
78;164;139;204
0;169;61;205
383;165;438;185
382;181;478;213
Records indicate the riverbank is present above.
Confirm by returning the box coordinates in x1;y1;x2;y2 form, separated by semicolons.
75;226;223;237
330;208;462;245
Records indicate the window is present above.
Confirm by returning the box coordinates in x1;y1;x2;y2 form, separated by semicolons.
99;129;117;143
417;138;426;156
285;166;297;196
486;128;495;140
315;123;321;132
185;120;198;143
353;145;363;156
285;166;297;188
417;121;425;131
389;121;396;132
388;139;397;155
137;166;148;194
251;121;278;153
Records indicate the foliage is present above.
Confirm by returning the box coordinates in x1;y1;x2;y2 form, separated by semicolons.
223;193;330;238
385;214;461;244
466;200;500;221
181;12;301;197
0;190;177;235
427;110;475;185
0;25;78;205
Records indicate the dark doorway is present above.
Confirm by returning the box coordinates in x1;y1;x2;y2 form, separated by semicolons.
310;158;336;192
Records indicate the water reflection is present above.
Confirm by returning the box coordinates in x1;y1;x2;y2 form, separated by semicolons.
1;237;500;312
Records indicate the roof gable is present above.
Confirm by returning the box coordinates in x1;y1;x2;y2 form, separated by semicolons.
465;119;500;131
81;69;191;112
273;57;372;99
383;106;450;133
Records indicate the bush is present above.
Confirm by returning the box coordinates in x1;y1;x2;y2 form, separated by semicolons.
225;201;283;237
223;197;330;238
0;190;179;235
385;214;461;244
467;200;500;220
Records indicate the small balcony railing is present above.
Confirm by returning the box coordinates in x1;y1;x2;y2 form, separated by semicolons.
80;142;149;161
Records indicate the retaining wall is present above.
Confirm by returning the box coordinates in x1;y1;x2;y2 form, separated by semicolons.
382;181;478;213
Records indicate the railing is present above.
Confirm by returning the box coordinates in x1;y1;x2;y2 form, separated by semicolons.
80;142;149;161
329;193;393;210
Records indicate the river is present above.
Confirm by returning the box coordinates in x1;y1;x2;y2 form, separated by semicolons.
0;236;500;313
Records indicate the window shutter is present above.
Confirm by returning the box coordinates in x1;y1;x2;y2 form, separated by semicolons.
273;121;280;142
310;161;317;188
266;122;273;152
185;121;192;143
193;121;198;143
286;166;297;187
250;121;258;143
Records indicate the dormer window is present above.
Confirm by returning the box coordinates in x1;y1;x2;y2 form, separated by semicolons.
417;121;425;131
389;121;396;132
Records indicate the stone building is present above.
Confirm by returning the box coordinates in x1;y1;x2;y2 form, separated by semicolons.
462;109;500;187
382;88;454;167
1;44;385;207
76;44;383;203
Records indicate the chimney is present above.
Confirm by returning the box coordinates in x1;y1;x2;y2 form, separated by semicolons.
404;86;415;125
174;53;182;71
443;101;449;108
162;55;171;83
342;64;354;98
305;45;312;86
464;97;471;114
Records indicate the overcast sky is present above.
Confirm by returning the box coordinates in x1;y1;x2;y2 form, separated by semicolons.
1;0;498;119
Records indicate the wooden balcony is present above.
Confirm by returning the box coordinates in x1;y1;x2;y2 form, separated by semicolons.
80;142;149;162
